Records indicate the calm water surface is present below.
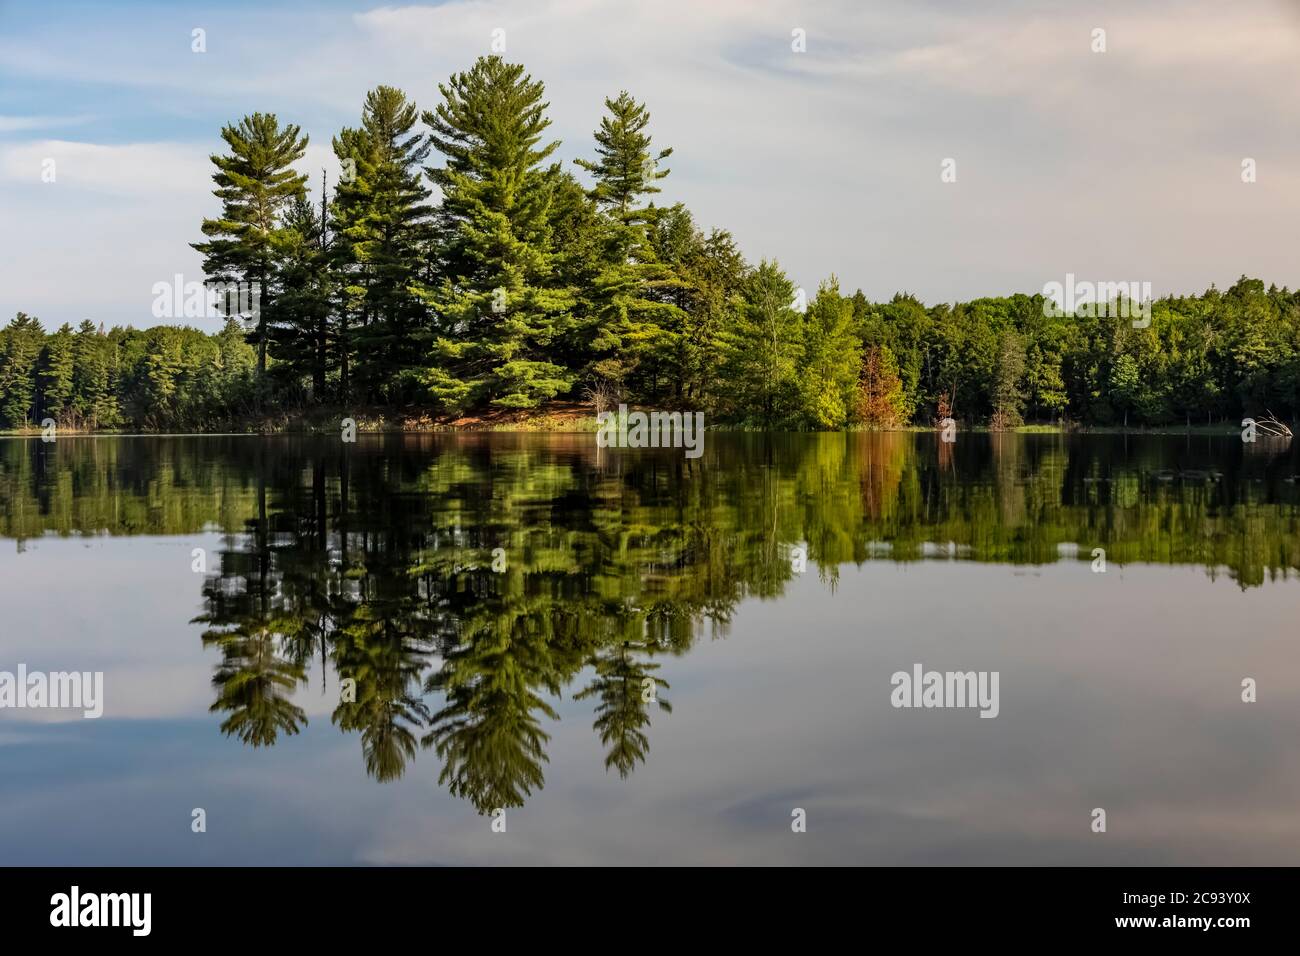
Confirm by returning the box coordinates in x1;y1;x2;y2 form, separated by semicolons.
1;432;1298;864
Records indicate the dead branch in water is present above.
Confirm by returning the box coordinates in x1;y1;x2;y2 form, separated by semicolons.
1254;410;1293;438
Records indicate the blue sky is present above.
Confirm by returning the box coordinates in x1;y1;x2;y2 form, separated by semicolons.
3;0;1300;330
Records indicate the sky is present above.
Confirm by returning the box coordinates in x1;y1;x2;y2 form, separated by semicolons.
2;0;1300;331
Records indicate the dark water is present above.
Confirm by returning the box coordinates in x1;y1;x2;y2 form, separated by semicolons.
1;432;1298;864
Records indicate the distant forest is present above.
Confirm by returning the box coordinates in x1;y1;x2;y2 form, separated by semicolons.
2;55;1299;433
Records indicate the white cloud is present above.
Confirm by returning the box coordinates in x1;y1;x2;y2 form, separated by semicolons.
0;114;95;133
0;140;211;195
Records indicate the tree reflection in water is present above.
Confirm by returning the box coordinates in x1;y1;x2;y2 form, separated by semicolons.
2;431;1296;811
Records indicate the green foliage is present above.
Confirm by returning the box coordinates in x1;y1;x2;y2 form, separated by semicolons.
576;93;686;399
6;54;1299;432
992;331;1027;428
269;193;336;399
419;56;574;411
669;223;747;407
0;313;45;428
72;320;118;428
0;314;256;432
192;112;309;376
38;323;76;422
574;91;672;220
332;86;433;401
718;260;802;426
799;279;862;429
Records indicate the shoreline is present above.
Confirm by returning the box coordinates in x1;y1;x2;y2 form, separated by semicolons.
0;422;1254;438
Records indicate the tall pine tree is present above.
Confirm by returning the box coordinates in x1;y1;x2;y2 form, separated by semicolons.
193;113;309;377
332;86;433;401
39;323;76;422
575;91;672;222
575;92;683;397
419;56;574;411
0;312;44;427
269;190;336;399
72;319;116;427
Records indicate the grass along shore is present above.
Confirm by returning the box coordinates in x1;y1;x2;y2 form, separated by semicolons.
0;404;1266;438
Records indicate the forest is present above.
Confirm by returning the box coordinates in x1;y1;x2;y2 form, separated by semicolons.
2;55;1299;433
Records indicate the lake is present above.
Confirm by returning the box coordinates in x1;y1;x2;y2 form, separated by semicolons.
1;431;1298;864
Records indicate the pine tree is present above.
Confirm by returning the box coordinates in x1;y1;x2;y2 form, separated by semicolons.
193;113;309;377
39;323;76;423
718;260;802;426
72;319;114;427
269;191;336;398
575;91;684;398
575;91;672;222
330;126;370;399
0;312;44;428
141;328;185;428
213;317;258;415
419;56;575;411
545;169;607;379
332;87;433;401
672;224;747;406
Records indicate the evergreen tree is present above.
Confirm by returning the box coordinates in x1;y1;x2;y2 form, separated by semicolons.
419;56;575;411
330;126;370;399
269;192;336;398
38;323;76;423
140;327;185;428
214;317;258;392
193;113;309;377
575;91;672;222
72;320;115;427
332;86;433;400
575;91;684;396
544;169;607;379
0;312;44;428
650;210;746;406
718;260;802;426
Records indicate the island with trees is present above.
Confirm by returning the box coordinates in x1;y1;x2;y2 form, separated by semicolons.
2;55;1298;435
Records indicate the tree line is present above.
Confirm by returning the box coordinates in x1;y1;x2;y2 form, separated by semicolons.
0;314;256;431
2;54;1298;431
